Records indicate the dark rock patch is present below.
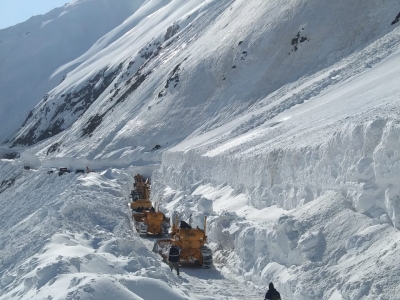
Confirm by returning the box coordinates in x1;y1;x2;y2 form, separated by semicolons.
14;33;163;144
81;71;150;137
139;41;161;59
290;30;308;52
47;142;61;156
158;90;166;98
151;144;161;151
3;152;19;159
50;65;122;124
81;114;104;137
165;63;181;89
11;64;123;146
36;118;65;142
291;34;299;47
11;121;40;147
240;51;248;61
158;62;183;97
21;110;33;127
392;12;400;25
0;175;19;194
116;73;148;105
164;22;180;41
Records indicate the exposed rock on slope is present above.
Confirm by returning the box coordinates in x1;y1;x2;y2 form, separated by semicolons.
0;0;146;143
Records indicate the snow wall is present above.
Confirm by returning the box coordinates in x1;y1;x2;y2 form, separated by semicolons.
152;117;400;299
159;118;400;227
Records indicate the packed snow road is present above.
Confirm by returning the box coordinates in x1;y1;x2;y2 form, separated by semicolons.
140;237;263;300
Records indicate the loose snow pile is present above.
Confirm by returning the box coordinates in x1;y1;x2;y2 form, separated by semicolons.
0;161;189;299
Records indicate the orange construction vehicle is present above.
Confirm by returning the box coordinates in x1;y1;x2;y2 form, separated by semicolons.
130;174;152;212
129;174;169;236
153;215;213;268
133;209;169;236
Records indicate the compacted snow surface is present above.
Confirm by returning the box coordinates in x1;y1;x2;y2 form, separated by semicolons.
1;0;400;299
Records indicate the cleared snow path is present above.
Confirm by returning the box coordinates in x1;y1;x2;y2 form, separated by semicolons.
140;238;263;300
0;160;265;299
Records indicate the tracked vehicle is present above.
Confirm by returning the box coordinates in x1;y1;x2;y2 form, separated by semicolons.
133;210;170;236
130;174;152;212
129;174;169;236
153;215;213;268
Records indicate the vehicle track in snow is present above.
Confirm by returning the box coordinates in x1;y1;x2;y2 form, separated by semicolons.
140;238;263;300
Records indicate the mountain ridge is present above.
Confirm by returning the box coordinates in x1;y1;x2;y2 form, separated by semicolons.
0;0;146;143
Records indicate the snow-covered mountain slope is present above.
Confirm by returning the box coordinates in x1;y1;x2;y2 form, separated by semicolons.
6;0;400;161
0;0;145;144
1;0;400;299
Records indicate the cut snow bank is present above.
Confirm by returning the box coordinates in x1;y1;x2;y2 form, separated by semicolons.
160;117;400;228
152;179;400;300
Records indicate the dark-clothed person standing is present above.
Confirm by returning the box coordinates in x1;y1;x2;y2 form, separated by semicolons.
168;245;180;275
265;282;281;300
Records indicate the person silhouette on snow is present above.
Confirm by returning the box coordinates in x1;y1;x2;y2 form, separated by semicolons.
265;282;281;300
168;245;180;275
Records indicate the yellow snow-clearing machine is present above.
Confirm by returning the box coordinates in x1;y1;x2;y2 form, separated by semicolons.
133;210;169;236
129;174;169;236
153;215;213;268
130;174;152;211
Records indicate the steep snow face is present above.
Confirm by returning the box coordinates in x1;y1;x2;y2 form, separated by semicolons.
0;0;146;144
155;22;400;215
7;0;207;149
6;0;400;161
